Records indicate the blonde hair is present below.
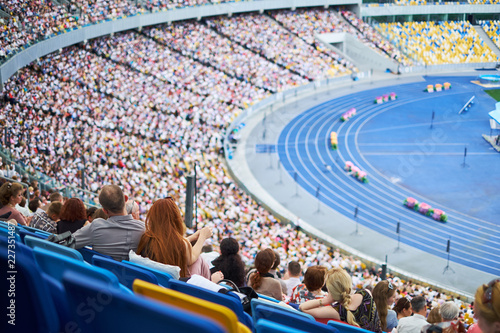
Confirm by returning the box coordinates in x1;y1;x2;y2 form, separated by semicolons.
474;279;500;326
326;268;359;327
427;306;442;324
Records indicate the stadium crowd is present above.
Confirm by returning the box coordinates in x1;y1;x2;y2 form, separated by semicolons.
0;0;237;62
205;13;353;80
0;177;482;332
1;4;499;332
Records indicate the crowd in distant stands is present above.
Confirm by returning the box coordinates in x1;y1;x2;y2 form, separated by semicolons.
1;5;499;331
0;0;78;60
376;21;499;65
0;0;235;62
205;14;353;80
142;22;308;92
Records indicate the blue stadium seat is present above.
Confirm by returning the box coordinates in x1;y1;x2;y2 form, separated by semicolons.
24;235;84;261
0;220;18;230
92;255;158;290
21;225;51;236
257;293;281;302
31;246;132;329
77;246;113;264
62;270;225;333
0;226;20;243
0;236;60;333
328;320;374;333
251;298;315;322
253;304;338;333
255;318;308;333
18;228;47;243
122;260;174;287
167;278;254;330
32;247;132;295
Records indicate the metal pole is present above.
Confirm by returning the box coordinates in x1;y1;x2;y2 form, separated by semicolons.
194;162;198;232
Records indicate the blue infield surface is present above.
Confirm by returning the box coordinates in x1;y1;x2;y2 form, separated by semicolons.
277;76;500;276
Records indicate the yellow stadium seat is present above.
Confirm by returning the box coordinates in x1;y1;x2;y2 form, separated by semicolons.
133;280;251;333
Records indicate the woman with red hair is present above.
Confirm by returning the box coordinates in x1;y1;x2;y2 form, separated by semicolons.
137;198;213;279
57;198;87;234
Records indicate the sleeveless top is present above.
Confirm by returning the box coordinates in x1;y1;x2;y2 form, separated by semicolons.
332;289;382;333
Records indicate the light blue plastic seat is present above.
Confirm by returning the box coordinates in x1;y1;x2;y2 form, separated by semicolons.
92;256;158;290
255;318;308;333
253;304;338;333
257;293;281;302
167;278;254;330
0;226;20;243
24;235;84;261
122;259;174;287
77;246;113;264
21;224;51;236
62;270;225;333
0;236;60;333
251;298;315;322
32;246;132;295
328;319;374;333
18;228;47;243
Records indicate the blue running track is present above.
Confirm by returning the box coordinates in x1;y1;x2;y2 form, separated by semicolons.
277;76;500;275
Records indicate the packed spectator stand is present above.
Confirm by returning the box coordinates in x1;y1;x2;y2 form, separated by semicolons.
1;1;499;332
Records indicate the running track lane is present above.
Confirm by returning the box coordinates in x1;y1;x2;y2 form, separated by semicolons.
277;79;500;275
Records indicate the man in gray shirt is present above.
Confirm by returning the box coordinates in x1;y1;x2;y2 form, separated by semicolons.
73;185;145;261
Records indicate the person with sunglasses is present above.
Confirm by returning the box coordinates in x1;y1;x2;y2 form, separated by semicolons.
474;279;500;333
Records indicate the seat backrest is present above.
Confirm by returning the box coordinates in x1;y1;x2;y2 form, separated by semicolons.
251;298;315;322
134;279;251;333
0;226;20;243
21;225;51;236
257;293;281;302
255;319;308;333
167;279;253;330
62;271;225;333
328;320;373;333
122;260;173;287
0;220;17;230
77;246;113;264
18;228;47;243
0;236;60;333
92;256;158;290
24;235;84;261
32;246;131;295
253;304;338;333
